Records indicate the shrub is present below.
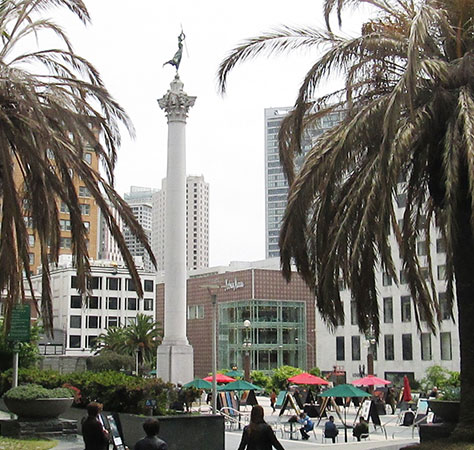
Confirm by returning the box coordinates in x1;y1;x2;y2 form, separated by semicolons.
271;365;303;391
86;353;135;373
250;370;271;392
421;365;460;393
3;384;73;401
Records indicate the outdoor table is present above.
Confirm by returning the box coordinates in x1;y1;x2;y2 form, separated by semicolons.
283;420;299;440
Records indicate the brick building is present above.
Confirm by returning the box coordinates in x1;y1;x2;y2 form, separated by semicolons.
156;261;316;378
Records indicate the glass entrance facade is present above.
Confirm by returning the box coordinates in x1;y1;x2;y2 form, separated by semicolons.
218;300;306;373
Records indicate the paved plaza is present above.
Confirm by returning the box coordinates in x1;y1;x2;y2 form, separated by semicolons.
1;396;419;449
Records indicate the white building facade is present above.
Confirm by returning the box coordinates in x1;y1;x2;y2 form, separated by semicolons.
315;190;460;383
264;107;344;258
31;259;156;356
152;175;209;272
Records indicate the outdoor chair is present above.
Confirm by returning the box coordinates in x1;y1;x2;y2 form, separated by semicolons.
322;431;338;443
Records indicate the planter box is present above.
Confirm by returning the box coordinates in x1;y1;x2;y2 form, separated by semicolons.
119;413;225;450
4;397;74;419
428;400;460;423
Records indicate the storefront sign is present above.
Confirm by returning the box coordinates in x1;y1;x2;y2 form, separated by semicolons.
224;278;245;291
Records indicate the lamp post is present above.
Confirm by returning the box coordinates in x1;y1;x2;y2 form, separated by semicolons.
201;284;221;414
364;332;376;393
243;320;251;381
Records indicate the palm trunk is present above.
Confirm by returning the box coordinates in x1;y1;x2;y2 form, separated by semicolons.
451;195;474;441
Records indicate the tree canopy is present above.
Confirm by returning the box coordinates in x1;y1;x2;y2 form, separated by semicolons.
218;0;474;437
0;0;155;335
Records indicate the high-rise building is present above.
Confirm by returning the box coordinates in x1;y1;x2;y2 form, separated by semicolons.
97;200;125;263
18;148;100;274
152;175;209;272
123;186;158;272
264;107;343;258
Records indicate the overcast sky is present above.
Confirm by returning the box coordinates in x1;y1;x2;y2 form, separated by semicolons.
57;0;369;267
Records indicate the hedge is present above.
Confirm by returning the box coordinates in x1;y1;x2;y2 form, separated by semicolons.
0;368;177;415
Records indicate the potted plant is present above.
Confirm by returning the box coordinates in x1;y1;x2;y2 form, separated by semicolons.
3;384;74;419
428;386;461;423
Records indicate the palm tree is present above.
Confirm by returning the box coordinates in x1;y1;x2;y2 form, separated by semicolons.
218;0;474;438
124;314;162;374
94;326;129;356
0;0;155;335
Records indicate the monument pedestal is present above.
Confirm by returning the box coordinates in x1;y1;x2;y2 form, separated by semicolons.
157;343;193;384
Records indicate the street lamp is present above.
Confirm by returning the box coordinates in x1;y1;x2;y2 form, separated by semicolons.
243;320;251;381
201;284;221;414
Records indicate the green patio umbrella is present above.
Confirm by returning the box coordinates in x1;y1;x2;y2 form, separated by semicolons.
320;384;372;398
226;369;244;378
183;378;212;390
320;384;371;442
219;380;263;392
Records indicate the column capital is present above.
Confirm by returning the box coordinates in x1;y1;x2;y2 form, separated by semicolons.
158;75;196;122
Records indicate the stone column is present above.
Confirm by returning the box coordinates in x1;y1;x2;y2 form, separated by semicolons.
156;75;195;384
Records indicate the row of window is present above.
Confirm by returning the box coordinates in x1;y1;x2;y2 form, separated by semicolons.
335;332;452;361
71;276;154;292
69;314;144;329
70;295;154;311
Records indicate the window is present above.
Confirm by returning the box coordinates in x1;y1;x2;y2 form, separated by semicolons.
401;296;411;322
399;270;408;284
87;316;99;328
383;297;393;323
79;186;90;197
87;336;97;348
351;336;361;360
126;278;136;292
88;277;101;290
437;265;446;280
70;315;81;328
336;336;345;361
396;193;407;208
440;332;452;360
60;203;69;214
70;295;81;308
187;305;204;319
417;241;428;256
439;293;450;320
350;301;357;326
80;203;90;215
28;253;35;265
384;335;394;360
60;219;71;231
436;238;446;253
87;296;99;309
60;237;72;248
107;317;119;328
382;272;392;286
69;335;81;348
421;333;432;360
144;280;154;292
402;334;413;360
84;152;92;165
127;298;137;310
107;297;119;310
84;222;90;233
28;235;35;246
106;278;121;290
144;299;153;311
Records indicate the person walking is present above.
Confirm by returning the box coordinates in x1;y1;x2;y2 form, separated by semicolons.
238;405;285;450
81;402;110;450
270;390;277;413
134;418;168;450
324;415;339;443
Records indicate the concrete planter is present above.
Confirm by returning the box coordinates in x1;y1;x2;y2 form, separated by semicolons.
428;400;460;423
118;413;225;450
4;397;74;419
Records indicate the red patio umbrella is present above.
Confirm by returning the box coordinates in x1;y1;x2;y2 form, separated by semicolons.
287;372;329;385
351;375;391;387
402;375;412;402
203;373;236;383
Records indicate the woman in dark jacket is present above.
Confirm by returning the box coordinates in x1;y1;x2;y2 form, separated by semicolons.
238;405;285;450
